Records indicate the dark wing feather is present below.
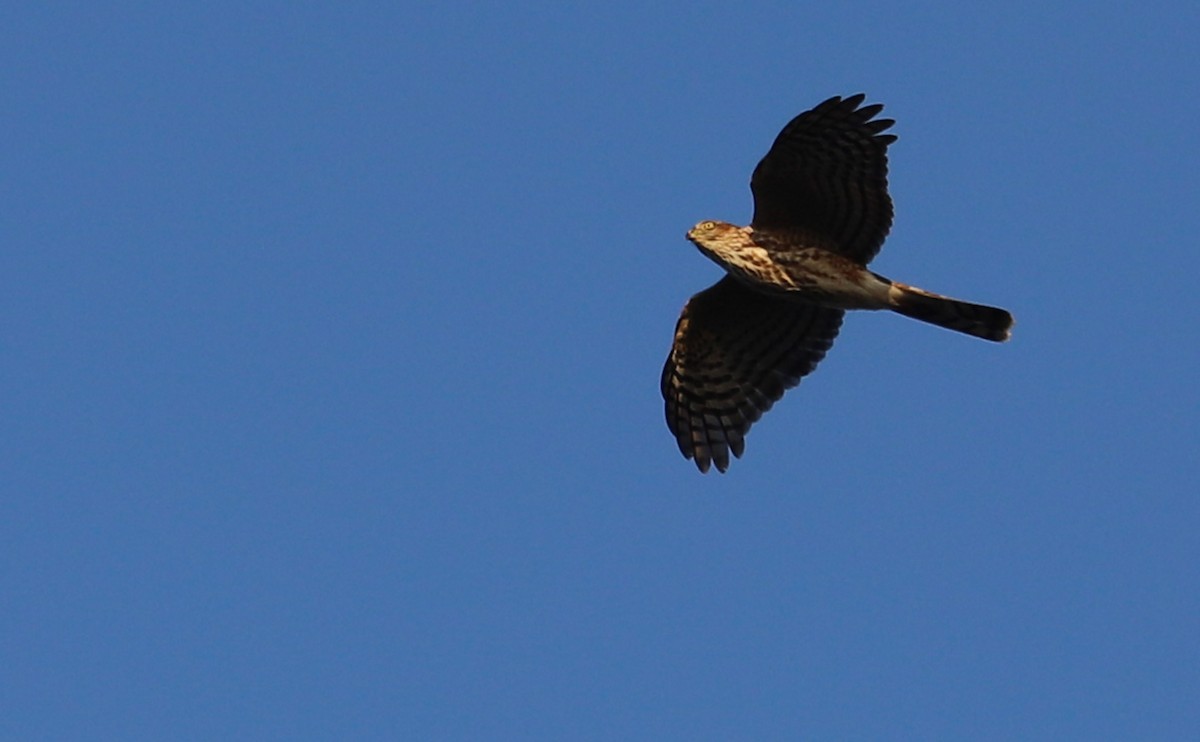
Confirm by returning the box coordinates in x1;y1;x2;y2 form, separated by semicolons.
750;94;896;264
661;276;843;473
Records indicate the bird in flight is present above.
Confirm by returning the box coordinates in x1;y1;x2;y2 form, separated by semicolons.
662;94;1013;473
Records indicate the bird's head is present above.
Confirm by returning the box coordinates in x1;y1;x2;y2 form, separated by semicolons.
686;220;753;261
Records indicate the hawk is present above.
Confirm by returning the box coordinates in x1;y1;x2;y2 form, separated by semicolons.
662;94;1013;473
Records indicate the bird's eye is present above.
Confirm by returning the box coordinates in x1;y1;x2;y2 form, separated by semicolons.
702;221;716;230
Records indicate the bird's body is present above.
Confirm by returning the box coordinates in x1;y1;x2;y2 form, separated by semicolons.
688;222;892;310
687;219;1012;338
662;94;1014;473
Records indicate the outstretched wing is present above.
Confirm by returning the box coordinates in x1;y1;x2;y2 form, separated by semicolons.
750;94;896;264
661;276;844;473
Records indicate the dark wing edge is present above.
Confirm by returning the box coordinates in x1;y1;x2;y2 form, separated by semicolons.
661;277;844;473
750;93;897;264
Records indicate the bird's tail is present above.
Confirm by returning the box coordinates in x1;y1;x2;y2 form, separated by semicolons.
888;282;1013;342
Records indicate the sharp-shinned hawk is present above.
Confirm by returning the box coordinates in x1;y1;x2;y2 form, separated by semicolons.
662;94;1013;473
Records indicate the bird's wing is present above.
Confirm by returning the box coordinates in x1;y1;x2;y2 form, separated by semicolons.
750;94;896;264
661;276;843;473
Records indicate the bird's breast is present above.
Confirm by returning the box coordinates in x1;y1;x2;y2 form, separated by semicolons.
715;244;892;309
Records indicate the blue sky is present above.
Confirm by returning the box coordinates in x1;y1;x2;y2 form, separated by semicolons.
4;2;1198;739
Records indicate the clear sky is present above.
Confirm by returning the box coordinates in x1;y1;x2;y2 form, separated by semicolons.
4;2;1198;739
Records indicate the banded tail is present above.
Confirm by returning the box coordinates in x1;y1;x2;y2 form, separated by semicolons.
888;282;1013;342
